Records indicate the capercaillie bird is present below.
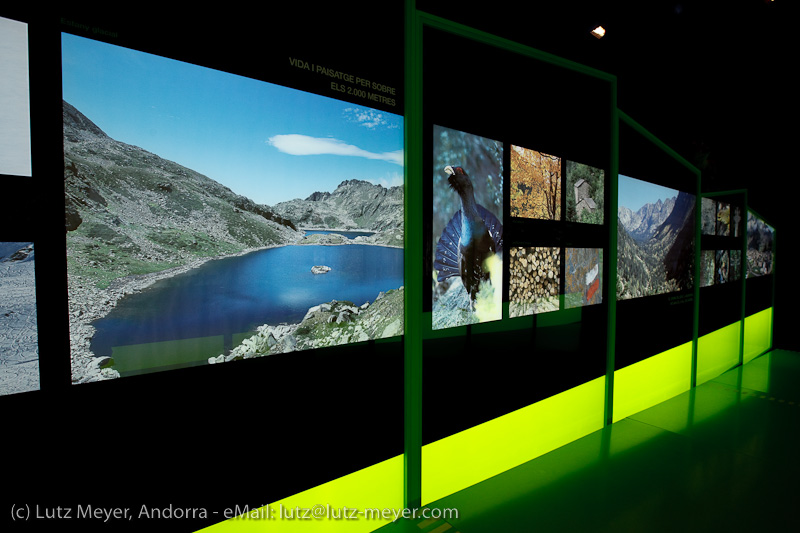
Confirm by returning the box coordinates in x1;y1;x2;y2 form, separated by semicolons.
434;165;503;307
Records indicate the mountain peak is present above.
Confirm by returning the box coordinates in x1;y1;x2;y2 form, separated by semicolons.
336;179;375;190
306;191;331;202
618;195;677;242
63;100;109;141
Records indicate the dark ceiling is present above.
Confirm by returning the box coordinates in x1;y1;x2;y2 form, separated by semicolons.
417;1;793;202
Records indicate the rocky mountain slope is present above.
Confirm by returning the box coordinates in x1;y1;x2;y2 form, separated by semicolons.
64;100;301;290
210;287;404;363
657;191;696;288
0;242;34;263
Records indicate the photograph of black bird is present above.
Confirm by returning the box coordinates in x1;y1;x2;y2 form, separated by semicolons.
434;165;504;307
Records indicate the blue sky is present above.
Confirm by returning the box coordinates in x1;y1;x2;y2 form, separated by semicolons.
61;33;403;205
618;174;679;212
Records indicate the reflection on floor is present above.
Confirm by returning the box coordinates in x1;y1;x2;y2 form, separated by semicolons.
380;349;800;532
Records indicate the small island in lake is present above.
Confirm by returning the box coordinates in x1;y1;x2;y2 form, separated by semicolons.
311;265;331;274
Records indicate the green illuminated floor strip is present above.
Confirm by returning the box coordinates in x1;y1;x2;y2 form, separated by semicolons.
612;341;693;423
743;307;773;364
199;455;403;532
421;377;605;506
696;321;742;386
378;350;800;533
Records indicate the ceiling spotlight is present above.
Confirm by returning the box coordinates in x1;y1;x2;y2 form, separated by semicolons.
591;26;606;39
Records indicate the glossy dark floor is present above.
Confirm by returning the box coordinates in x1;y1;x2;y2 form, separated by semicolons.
381;349;800;532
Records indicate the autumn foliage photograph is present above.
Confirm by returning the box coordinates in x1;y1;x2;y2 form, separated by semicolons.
510;145;561;220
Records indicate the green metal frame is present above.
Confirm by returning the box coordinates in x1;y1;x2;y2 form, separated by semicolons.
743;205;776;361
406;0;618;509
607;110;701;423
696;189;747;384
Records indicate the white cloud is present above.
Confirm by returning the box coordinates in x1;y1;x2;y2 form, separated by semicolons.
268;134;403;165
343;107;400;130
368;171;405;189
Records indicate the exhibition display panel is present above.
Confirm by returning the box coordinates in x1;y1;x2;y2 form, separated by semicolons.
744;209;776;362
415;12;614;505
612;111;700;422
696;190;746;385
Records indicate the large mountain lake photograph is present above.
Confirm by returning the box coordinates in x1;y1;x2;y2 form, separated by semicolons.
61;33;404;382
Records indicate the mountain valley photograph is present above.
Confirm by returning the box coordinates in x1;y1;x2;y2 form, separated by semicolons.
617;175;695;300
747;212;774;278
61;33;404;382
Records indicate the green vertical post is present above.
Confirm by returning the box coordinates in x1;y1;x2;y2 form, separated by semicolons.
739;191;748;367
770;212;776;352
403;0;423;511
605;92;619;427
691;169;701;388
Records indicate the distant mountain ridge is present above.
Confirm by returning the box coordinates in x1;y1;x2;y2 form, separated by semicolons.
618;196;676;242
0;242;34;262
272;178;403;233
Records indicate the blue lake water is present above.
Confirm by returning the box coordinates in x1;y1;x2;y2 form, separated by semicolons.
90;245;403;369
